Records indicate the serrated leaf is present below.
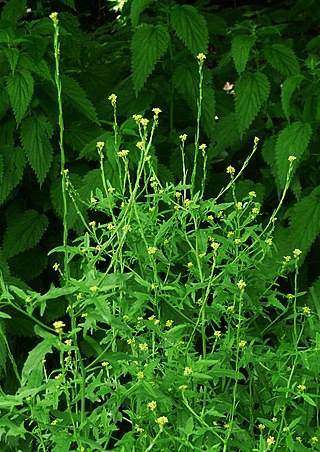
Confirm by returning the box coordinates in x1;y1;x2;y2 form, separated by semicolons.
61;75;98;123
1;0;26;21
130;0;152;27
3;210;48;258
231;35;256;74
3;48;19;73
170;5;208;56
7;69;34;125
263;44;300;77
0;146;26;205
213;113;240;155
131;24;170;94
235;72;270;136
281;75;304;121
275;121;312;189
20;115;54;184
21;339;53;386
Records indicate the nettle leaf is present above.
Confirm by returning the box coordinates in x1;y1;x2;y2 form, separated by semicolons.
231;35;256;74
3;209;48;258
275;121;312;189
1;0;26;21
131;24;170;94
235;71;270;136
0;146;26;206
20;115;54;184
281;75;304;121
170;4;209;56
130;0;153;27
7;69;34;125
263;44;300;77
61;75;98;123
3;48;19;73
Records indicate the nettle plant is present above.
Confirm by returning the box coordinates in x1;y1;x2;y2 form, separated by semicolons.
0;15;319;452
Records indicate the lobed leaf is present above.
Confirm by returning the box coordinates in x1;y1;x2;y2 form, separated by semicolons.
20;115;54;184
263;43;300;77
235;71;270;136
275;121;312;189
3;209;48;258
170;4;209;56
231;34;256;74
7;69;34;125
131;24;170;94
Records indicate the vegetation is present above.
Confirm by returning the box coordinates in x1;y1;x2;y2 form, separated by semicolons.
0;0;319;450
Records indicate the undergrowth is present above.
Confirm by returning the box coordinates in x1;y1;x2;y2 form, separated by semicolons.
0;12;319;452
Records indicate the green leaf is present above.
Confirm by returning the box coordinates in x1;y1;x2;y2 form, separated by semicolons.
170;5;209;56
131;24;170;94
263;44;300;77
3;48;19;73
21;340;53;386
3;209;48;258
7;69;34;125
20;115;54;184
1;0;26;22
281;75;304;121
235;72;270;136
0;146;26;206
61;75;98;123
275;121;312;189
130;0;153;27
231;35;256;74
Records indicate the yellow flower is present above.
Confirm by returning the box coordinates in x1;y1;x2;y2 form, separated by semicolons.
122;224;132;233
108;94;117;106
271;417;277;423
288;155;296;162
293;248;302;258
287;293;294;299
197;53;206;62
133;114;143;122
139;343;148;351
265;238;273;246
136;371;144;380
107;223;115;230
297;384;306;391
187;262;193;268
227;305;234;312
96;141;105;153
237;279;247;290
53;321;65;334
102;361;109;367
214;330;221;338
147;400;157;411
267;436;275;446
252;207;259;215
147;246;157;255
165;320;174;328
254;136;260;145
311;436;318;443
152;108;162;117
283;255;291;262
258;423;265;430
117;149;130;159
239;340;247;348
183;367;192;376
236;201;243;210
234;238;241;245
64;339;73;346
155;416;168;430
207;215;214;221
127;338;135;345
140;118;149;127
53;263;60;271
303;306;311;316
249;191;256;197
226;165;235;174
179;134;187;142
49;12;59;27
179;385;187;390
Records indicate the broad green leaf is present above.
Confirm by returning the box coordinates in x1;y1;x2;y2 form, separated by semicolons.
281;75;304;121
3;48;19;73
231;35;256;74
3;209;48;258
275;121;312;189
0;146;26;205
170;5;208;56
20;115;54;184
1;0;26;21
21;339;53;386
61;75;98;123
131;24;170;94
130;0;153;27
235;72;270;136
7;69;34;125
263;44;300;77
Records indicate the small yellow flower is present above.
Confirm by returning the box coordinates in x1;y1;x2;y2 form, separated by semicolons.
296;437;302;442
184;367;193;376
197;53;206;61
137;371;145;380
155;416;168;430
89;221;96;228
53;321;65;334
287;293;294;299
179;385;187;390
96;141;105;153
254;136;260;145
140;118;149;127
118;149;130;159
249;191;256;198
64;339;73;346
252;207;259;215
283;426;289;432
123;315;129;320
154;319;160;325
51;419;58;425
102;361;109;367
147;246;157;255
81;313;88;318
227;305;235;312
136;141;144;151
302;306;311;316
90;197;97;204
90;286;98;292
152;108;162;117
237;279;247;290
175;191;182;198
133;114;143;122
224;423;230;429
187;262;193;268
199;143;207;154
293;248;302;258
234;238;241;245
196;298;202;306
288;155;296;162
236;201;243;210
107;223;115;231
54;373;62;380
166;320;174;328
49;12;59;27
217;211;223;218
214;330;221;338
53;263;60;271
297;384;306;391
148;315;155;320
271;417;277;423
147;400;157;411
227;231;234;237
267;436;275;446
211;242;220;251
184;198;191;207
135;424;144;433
265;238;273;246
311;436;318;443
283;255;291;262
179;134;187;142
226;165;235;174
198;252;205;258
127;338;135;345
207;215;214;221
108;94;117;106
258;423;265;430
122;224;132;233
139;343;148;351
239;340;247;348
